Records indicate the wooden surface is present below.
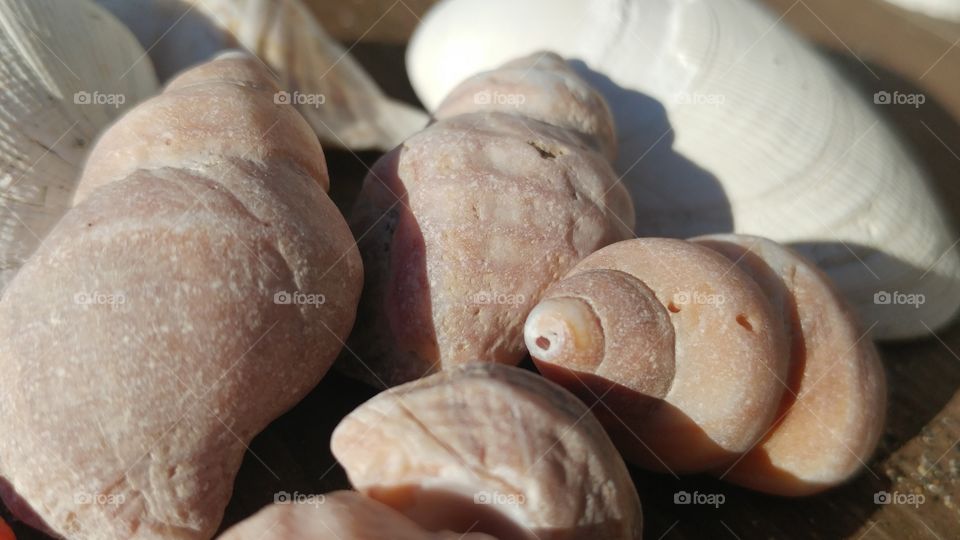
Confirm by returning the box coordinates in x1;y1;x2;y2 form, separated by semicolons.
4;0;960;538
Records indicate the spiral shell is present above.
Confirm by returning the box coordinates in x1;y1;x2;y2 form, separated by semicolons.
525;238;790;472
524;235;886;494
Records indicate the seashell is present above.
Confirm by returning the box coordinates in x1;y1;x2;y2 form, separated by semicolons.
0;53;362;539
97;0;428;150
344;52;633;387
0;0;158;290
523;235;886;494
406;0;960;340
524;237;791;473
882;0;960;21
332;363;643;539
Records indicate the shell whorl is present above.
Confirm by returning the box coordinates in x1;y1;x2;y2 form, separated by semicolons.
525;238;790;472
434;51;618;160
524;269;675;401
74;53;329;204
692;234;887;496
525;235;887;494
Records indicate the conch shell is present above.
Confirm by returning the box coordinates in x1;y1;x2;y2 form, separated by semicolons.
0;53;362;539
406;0;960;340
0;0;158;289
97;0;428;150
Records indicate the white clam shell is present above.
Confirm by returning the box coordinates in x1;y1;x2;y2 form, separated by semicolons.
407;0;960;340
882;0;960;21
97;0;428;150
0;0;158;290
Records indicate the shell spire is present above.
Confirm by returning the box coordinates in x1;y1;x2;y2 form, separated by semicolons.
345;52;634;386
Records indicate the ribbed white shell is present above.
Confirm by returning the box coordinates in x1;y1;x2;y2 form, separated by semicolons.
407;0;960;340
97;0;428;150
883;0;960;21
0;0;158;290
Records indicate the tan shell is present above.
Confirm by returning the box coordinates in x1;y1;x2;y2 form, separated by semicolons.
347;111;633;387
218;491;496;540
524;238;789;472
0;55;362;539
694;234;887;495
346;53;633;387
331;364;643;540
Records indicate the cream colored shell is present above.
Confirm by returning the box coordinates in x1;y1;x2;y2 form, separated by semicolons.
0;0;158;290
882;0;960;20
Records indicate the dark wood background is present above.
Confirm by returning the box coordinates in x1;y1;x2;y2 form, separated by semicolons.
5;0;960;538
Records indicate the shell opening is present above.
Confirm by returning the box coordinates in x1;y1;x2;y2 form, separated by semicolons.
524;296;604;369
